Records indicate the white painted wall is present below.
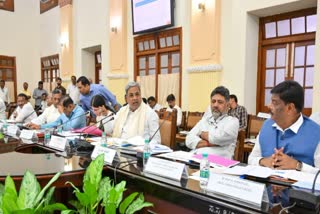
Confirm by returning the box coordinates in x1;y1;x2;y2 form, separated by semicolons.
220;0;319;114
40;7;60;57
73;0;109;83
0;0;40;101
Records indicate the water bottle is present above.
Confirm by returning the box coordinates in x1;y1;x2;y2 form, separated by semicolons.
143;139;151;168
100;132;107;147
200;153;210;189
2;120;8;135
44;128;51;145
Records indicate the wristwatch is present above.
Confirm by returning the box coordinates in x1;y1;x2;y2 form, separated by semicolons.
296;161;303;171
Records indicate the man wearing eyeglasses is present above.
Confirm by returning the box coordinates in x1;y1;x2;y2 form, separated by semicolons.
186;86;239;159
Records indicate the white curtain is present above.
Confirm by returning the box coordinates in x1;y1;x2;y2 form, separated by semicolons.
137;75;156;99
158;73;180;107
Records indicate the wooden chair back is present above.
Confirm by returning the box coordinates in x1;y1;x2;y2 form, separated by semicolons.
234;130;246;162
157;109;177;149
186;111;203;131
246;114;266;138
179;111;187;130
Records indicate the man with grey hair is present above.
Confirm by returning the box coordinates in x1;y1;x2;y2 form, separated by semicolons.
27;89;63;129
104;81;161;145
186;86;239;159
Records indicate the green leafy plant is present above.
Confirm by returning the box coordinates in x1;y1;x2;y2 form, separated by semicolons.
63;154;153;214
0;171;67;214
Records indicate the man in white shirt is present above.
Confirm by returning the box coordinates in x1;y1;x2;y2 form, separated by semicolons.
147;96;162;111
27;89;62;128
9;93;37;123
67;75;80;104
248;80;320;173
186;86;239;159
166;94;182;127
0;79;10;106
104;82;161;145
0;97;6;120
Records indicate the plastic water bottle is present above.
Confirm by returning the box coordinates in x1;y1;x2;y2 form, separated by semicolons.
100;132;107;147
44;128;51;145
2;120;8;135
200;153;210;189
143;139;151;168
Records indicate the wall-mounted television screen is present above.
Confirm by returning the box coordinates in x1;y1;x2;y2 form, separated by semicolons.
131;0;174;35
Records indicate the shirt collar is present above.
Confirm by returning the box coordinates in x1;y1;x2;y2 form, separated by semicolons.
272;113;303;134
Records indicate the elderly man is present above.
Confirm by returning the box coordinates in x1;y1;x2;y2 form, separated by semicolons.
39;96;86;131
27;89;62;129
9;93;37;123
186;86;239;159
104;82;161;144
249;80;320;173
77;76;120;115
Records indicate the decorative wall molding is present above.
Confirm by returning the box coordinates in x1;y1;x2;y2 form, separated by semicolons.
186;64;223;73
107;73;129;79
59;0;72;7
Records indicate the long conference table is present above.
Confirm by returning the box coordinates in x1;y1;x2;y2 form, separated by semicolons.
0;136;312;213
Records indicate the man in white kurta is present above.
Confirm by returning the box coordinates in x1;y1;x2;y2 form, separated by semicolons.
104;82;161;145
10;94;37;123
27;89;62;128
186;86;239;159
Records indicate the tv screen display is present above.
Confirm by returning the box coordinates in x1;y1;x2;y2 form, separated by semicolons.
131;0;174;35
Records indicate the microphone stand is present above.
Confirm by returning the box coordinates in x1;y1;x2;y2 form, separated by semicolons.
55;110;90;134
79;113;114;139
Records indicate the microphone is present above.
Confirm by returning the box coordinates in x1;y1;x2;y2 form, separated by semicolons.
78;113;114;139
22;105;42;122
70;117;115;154
55;110;90;132
149;111;172;142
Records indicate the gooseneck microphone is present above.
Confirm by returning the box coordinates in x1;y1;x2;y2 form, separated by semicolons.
149;111;172;143
22;104;42;122
79;113;114;139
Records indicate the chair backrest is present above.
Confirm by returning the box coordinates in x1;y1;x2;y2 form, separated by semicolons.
157;109;177;149
234;130;246;162
179;111;187;130
186;111;203;131
246;114;266;138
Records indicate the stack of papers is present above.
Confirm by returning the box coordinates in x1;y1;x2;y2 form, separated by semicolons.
192;154;240;168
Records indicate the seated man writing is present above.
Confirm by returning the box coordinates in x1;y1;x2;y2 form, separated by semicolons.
27;89;62;129
248;80;320;173
38;96;86;131
104;82;161;144
10;93;37;123
186;86;239;159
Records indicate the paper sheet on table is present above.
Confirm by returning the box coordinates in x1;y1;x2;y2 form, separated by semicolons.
244;138;257;144
57;131;82;137
158;151;194;162
190;168;224;181
292;181;320;191
223;165;273;178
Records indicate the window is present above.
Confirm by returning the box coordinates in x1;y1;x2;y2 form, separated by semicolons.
0;0;14;12
134;27;182;105
40;0;58;14
0;55;16;102
41;54;60;92
257;8;316;116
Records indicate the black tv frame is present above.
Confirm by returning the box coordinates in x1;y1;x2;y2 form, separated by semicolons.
131;0;175;35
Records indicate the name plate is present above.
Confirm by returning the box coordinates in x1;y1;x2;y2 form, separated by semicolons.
48;135;67;151
144;157;187;181
91;146;117;164
20;129;35;140
7;125;18;136
207;173;265;207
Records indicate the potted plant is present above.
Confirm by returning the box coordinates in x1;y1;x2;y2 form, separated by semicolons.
63;154;153;214
0;171;67;213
